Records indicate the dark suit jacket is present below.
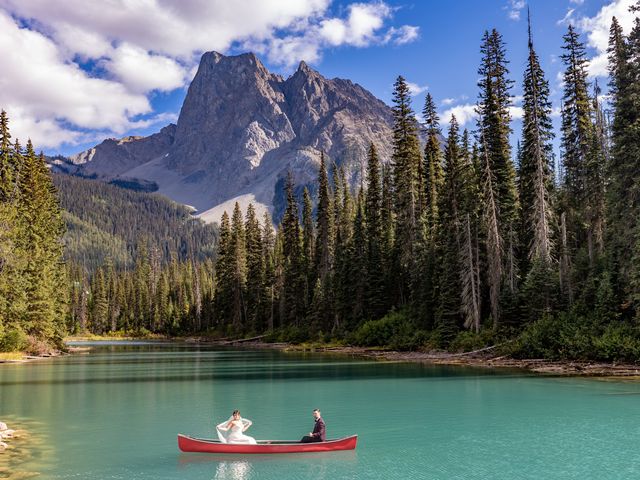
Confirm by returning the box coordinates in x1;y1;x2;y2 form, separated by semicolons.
312;417;326;441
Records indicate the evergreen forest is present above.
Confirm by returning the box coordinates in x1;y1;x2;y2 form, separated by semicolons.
2;8;640;362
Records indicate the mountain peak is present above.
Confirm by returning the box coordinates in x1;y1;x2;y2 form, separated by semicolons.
198;51;268;73
200;50;224;66
296;60;318;77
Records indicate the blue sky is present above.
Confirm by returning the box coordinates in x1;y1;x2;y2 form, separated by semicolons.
0;0;636;157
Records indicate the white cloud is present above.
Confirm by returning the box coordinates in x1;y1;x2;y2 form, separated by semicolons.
442;104;478;127
258;35;324;66
507;0;526;21
407;82;428;96
557;8;576;26
319;3;391;47
320;18;349;45
1;0;332;59
253;1;419;67
587;53;611;78
54;24;113;59
440;95;469;107
0;0;419;149
106;43;188;93
441;103;522;127
8;107;87;149
127;112;180;131
509;106;524;120
575;0;637;77
343;2;391;46
384;25;420;44
0;11;150;138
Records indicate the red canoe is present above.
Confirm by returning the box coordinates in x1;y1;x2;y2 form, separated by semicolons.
177;434;358;454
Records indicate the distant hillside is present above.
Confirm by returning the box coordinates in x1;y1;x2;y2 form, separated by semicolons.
53;174;218;271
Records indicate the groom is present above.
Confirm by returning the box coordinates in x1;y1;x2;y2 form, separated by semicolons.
300;408;326;443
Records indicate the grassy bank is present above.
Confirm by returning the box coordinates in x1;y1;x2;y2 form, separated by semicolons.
0;352;25;362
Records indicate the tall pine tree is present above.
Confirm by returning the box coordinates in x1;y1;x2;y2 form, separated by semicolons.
245;203;264;331
435;116;464;342
519;12;557;318
607;12;640;313
559;25;597;305
364;144;386;320
17;141;67;343
476;29;518;325
214;211;232;326
391;76;422;305
281;172;304;326
230;202;247;329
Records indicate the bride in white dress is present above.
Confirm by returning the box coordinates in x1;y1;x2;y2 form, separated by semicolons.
216;410;257;444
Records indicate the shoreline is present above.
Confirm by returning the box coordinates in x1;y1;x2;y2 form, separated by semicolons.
3;336;640;378
0;346;89;364
220;341;640;378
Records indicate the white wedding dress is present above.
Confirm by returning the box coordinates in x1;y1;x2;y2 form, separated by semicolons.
216;417;257;444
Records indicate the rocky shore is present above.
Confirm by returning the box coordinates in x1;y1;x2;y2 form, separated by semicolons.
0;346;91;364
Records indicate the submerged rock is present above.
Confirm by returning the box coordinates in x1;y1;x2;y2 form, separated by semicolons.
0;421;42;480
0;422;15;453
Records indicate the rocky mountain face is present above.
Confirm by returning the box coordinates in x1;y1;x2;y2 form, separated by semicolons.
59;51;395;223
71;124;176;177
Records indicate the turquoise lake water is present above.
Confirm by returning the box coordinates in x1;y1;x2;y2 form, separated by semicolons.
2;342;640;479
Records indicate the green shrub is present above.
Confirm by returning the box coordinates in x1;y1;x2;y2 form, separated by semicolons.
133;327;152;338
591;324;640;362
0;327;29;352
449;328;497;353
510;313;585;359
510;312;640;362
350;311;426;350
351;311;407;346
267;325;312;344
